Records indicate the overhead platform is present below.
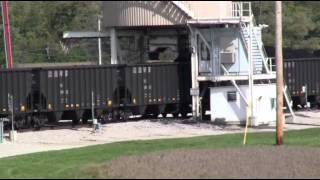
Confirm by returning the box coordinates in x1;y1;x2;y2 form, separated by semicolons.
197;74;276;82
187;17;251;26
62;31;108;39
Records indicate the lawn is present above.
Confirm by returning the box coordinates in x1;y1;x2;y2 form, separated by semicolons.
0;128;320;179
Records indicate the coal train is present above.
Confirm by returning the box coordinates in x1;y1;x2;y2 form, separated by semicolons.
284;58;320;109
0;62;192;129
3;57;319;129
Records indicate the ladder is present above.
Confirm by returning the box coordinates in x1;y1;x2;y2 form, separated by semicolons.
240;21;270;75
283;85;295;122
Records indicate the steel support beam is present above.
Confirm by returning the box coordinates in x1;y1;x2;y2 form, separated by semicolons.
110;28;118;64
221;64;249;106
189;26;200;120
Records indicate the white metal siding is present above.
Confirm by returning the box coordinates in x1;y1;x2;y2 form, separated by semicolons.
210;84;276;126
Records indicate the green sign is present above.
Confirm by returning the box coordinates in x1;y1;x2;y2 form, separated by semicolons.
271;98;276;110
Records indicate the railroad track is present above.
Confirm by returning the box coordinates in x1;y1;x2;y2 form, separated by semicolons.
3;115;203;133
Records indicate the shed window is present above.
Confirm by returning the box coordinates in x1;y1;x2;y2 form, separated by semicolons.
227;91;237;102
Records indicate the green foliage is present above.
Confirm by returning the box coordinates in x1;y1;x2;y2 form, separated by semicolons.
0;1;101;66
0;128;320;178
252;1;320;51
1;1;319;67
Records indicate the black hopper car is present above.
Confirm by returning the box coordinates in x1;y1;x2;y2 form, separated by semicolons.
0;62;192;129
284;58;320;109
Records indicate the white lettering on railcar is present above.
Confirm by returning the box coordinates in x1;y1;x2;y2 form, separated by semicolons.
48;71;53;78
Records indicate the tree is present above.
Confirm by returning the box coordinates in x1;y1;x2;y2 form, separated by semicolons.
252;1;320;51
0;1;102;67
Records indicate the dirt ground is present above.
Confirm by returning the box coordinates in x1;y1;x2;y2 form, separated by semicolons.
102;146;320;179
0;120;243;158
0;110;319;158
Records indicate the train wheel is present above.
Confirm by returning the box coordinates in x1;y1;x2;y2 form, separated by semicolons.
82;118;89;124
173;113;179;118
152;113;159;119
181;112;188;119
108;112;113;122
119;110;128;122
101;112;113;123
82;110;92;125
72;118;80;126
113;111;121;121
14;121;20;130
141;114;149;119
25;116;33;129
47;112;57;124
33;117;41;131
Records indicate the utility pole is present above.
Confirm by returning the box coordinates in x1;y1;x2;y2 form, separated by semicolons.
1;1;13;69
275;1;283;145
98;15;102;65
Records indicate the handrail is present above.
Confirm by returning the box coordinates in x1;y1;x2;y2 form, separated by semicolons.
232;2;252;18
267;57;276;72
235;2;272;74
221;64;249;106
250;15;271;74
239;22;249;51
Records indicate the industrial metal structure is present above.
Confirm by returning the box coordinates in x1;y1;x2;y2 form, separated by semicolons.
0;1;280;128
101;1;277;125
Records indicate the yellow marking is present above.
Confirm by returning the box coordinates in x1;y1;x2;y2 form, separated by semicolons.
243;103;251;145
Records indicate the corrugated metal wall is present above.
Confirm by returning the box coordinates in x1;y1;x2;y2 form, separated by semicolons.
103;1;232;28
103;1;188;27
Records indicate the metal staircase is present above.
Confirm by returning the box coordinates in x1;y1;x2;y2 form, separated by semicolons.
171;1;194;19
240;22;269;74
232;1;270;74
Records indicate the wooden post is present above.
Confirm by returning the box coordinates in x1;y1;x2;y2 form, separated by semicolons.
275;1;283;145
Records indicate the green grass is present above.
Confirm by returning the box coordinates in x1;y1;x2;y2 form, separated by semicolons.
0;128;320;179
